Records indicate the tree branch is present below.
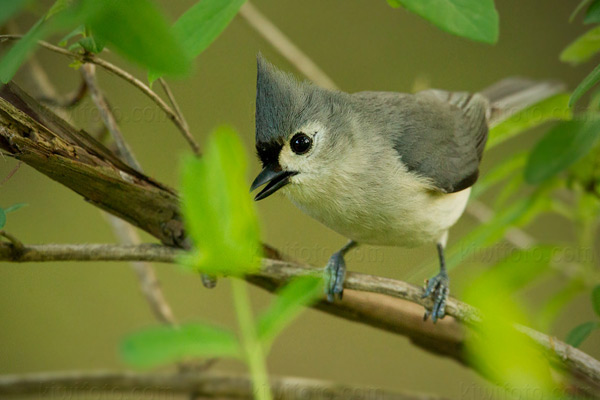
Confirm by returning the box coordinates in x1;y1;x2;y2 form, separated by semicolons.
0;370;446;400
2;240;600;395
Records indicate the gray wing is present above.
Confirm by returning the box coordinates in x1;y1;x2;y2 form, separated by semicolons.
354;89;489;193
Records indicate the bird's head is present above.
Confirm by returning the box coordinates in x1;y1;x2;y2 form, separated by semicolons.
251;55;353;201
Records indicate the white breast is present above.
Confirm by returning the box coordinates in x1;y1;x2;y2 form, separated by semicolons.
282;146;470;248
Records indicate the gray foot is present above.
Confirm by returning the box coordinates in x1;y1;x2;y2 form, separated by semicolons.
324;251;346;302
422;271;449;323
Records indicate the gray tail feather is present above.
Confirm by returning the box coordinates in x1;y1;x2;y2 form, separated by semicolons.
480;78;566;127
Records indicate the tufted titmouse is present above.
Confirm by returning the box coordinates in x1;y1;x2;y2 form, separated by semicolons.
250;55;563;322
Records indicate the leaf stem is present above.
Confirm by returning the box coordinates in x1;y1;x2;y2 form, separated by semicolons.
231;278;272;400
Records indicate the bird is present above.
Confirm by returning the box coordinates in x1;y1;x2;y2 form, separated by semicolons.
250;54;563;322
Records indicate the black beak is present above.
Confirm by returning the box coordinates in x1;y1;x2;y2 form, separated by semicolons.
250;164;298;201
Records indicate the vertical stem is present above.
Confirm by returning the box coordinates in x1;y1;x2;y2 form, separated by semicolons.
231;278;272;400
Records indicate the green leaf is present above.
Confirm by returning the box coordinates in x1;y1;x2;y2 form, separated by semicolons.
565;321;599;348
78;33;105;54
0;0;30;26
180;126;261;276
0;19;45;84
122;323;241;368
464;254;554;390
391;0;499;44
593;285;600;317
488;93;572;150
149;0;246;82
82;0;190;76
4;203;27;214
0;208;6;229
471;153;527;199
585;0;600;24
570;63;600;106
525;118;600;184
0;2;88;83
386;0;402;7
561;26;600;65
257;276;323;346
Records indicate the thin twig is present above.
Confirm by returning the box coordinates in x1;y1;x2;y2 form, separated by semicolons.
158;77;195;149
105;215;176;325
79;63;177;327
239;2;337;90
0;161;21;186
38;77;88;108
2;241;600;395
0;370;444;400
80;63;142;170
0;35;201;155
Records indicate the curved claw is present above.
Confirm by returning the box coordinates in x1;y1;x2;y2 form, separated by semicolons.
324;252;346;302
422;271;449;323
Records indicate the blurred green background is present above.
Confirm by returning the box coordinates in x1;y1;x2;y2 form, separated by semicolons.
1;0;599;398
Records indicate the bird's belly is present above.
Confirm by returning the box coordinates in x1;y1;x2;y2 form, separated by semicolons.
285;185;471;247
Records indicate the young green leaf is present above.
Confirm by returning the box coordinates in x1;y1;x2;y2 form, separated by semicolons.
0;208;6;229
386;0;402;8
122;323;241;368
464;256;554;390
82;0;190;76
560;26;600;65
570;63;600;106
389;0;499;44
593;285;600;317
180;126;261;276
257;276;323;346
0;0;30;26
565;321;599;348
585;0;600;24
78;34;106;54
487;93;571;150
525;118;600;184
149;0;246;82
4;203;27;214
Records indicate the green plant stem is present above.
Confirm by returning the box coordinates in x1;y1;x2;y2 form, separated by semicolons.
231;278;272;400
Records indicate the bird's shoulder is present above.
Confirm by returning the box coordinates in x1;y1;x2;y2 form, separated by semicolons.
351;89;489;193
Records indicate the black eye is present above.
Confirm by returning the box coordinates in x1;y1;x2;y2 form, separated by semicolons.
290;133;313;155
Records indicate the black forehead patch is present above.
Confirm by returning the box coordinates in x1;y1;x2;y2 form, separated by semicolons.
256;141;283;167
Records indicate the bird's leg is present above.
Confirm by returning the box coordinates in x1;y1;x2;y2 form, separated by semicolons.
324;240;358;302
422;243;450;323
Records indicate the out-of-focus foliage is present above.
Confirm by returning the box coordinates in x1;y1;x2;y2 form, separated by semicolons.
464;248;555;393
180;126;262;276
0;0;251;83
565;0;600;105
149;0;247;82
525;118;600;184
386;0;498;44
122;322;241;368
